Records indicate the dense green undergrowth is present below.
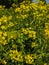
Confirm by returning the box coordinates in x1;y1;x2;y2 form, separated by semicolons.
0;1;49;65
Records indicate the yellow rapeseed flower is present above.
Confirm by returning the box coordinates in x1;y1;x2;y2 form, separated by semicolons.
10;35;13;39
8;16;12;21
4;19;7;23
9;50;23;62
8;22;14;27
15;8;20;12
28;33;33;38
0;18;3;22
28;30;36;39
2;36;5;40
20;4;26;9
2;15;7;21
44;63;47;65
2;60;7;65
33;34;36;39
21;14;28;19
0;31;2;35
47;14;49;18
3;40;8;45
0;5;2;9
31;42;36;48
1;25;6;30
44;29;49;38
3;32;7;37
25;54;34;64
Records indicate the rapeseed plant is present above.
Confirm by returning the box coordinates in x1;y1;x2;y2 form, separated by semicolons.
0;1;49;65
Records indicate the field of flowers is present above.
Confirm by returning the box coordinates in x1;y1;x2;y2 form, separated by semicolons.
0;1;49;65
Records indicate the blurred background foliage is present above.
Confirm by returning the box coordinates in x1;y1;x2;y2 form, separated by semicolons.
0;0;47;8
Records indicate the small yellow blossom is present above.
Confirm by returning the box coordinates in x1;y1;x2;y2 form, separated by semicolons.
0;22;1;25
2;15;7;21
10;35;13;39
33;34;36;39
3;32;7;36
8;16;12;21
0;5;2;9
44;63;47;65
0;40;7;45
21;14;28;19
44;29;49;38
28;30;36;39
15;8;20;12
28;33;33;38
0;31;2;35
3;40;8;45
31;42;36;48
1;25;6;30
2;36;5;40
0;18;3;22
16;16;19;19
8;22;14;27
9;50;23;62
45;23;49;29
21;28;28;34
25;54;34;64
2;60;7;65
4;19;7;23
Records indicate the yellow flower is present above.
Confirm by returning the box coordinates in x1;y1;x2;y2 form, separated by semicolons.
21;14;28;19
32;31;36;39
28;33;33;38
8;22;14;27
31;42;36;48
16;16;19;19
15;8;20;12
3;60;7;65
25;54;34;64
3;32;7;36
10;35;13;39
14;57;20;61
33;34;36;39
0;18;3;22
20;4;25;9
4;19;7;23
8;16;12;20
1;25;6;30
45;23;49;29
9;54;13;57
2;15;7;21
26;59;34;64
0;22;1;25
0;5;2;9
44;63;47;65
28;30;36;39
0;31;2;35
3;40;8;45
44;29;49;38
2;36;5;40
9;50;23;62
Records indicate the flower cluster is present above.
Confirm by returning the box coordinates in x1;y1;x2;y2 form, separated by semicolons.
9;50;23;62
